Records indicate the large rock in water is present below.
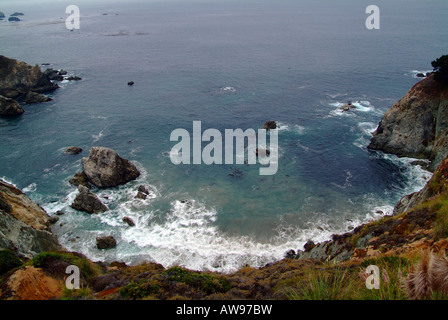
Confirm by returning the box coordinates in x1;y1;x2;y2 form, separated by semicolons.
0;55;58;99
96;236;117;249
82;147;140;188
0;95;25;116
368;74;448;171
0;179;62;258
71;185;108;214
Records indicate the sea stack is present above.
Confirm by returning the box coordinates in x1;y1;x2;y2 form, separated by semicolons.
81;147;141;188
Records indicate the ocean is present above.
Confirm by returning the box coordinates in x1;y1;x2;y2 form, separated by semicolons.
0;0;446;273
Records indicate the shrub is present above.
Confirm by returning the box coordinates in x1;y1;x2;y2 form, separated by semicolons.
31;251;101;280
0;250;22;275
286;268;350;300
431;55;448;82
119;280;160;300
163;266;231;295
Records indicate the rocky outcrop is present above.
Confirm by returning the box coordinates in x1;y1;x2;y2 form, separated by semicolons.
65;146;83;155
71;185;108;214
262;121;277;130
43;68;63;81
394;155;448;214
0;55;58;99
8;17;20;22
0;95;24;116
1;266;63;300
340;102;356;112
368;74;448;171
25;91;52;104
135;185;149;200
82;147;140;188
66;76;82;81
0;180;62;258
69;171;91;189
122;217;135;227
96;236;117;249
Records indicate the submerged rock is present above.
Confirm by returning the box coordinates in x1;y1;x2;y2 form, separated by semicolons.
122;216;135;227
0;95;24;116
66;76;82;81
71;185;108;214
340;102;356;112
82;147;140;188
8;17;20;22
65;146;83;155
25;91;52;104
96;236;117;249
135;191;147;200
135;185;150;200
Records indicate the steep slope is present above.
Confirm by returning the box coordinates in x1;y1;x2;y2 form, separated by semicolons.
368;74;448;171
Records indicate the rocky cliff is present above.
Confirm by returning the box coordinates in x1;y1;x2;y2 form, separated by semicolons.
0;180;61;258
368;74;448;171
0;55;58;99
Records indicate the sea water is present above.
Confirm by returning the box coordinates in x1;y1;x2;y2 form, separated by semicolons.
0;0;446;272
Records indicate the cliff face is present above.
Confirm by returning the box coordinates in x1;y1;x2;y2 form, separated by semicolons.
0;180;61;258
0;55;58;99
368;74;448;171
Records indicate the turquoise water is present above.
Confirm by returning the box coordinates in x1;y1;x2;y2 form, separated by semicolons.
0;0;446;272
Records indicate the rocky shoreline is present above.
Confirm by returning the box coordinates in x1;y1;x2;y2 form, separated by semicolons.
2;55;448;299
0;55;82;116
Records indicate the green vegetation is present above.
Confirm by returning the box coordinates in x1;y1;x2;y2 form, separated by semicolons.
119;280;161;300
162;266;232;295
62;286;92;300
360;256;410;300
285;267;350;300
30;251;101;280
432;54;448;82
0;250;22;276
119;266;231;300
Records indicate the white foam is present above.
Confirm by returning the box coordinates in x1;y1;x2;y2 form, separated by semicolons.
409;70;432;79
276;122;305;135
22;183;37;193
0;177;16;187
47;150;433;274
92;130;104;143
353;121;378;149
219;86;237;94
